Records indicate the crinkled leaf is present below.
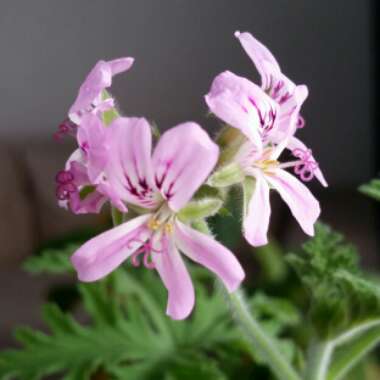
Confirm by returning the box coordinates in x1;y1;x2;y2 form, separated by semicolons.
287;223;380;337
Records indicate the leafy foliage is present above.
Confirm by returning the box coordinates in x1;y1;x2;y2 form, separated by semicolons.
248;292;301;365
23;243;78;274
359;179;380;201
287;223;380;337
4;245;247;380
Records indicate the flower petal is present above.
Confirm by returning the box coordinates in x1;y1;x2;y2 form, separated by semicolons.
175;221;245;292
265;169;320;236
105;117;160;209
153;235;195;320
108;57;134;75
243;173;271;246
69;57;134;121
77;113;108;183
152;122;219;211
205;71;280;149
69;189;107;215
235;31;281;89
71;214;151;282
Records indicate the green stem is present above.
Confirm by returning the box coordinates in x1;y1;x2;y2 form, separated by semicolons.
305;319;380;380
227;289;301;380
305;340;333;380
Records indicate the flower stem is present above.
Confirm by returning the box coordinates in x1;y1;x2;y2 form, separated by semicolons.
227;288;301;380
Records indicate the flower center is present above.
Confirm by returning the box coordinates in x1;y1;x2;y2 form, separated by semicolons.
129;205;174;270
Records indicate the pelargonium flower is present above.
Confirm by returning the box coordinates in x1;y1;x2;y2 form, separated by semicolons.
68;57;134;124
55;113;127;214
234;31;327;187
71;119;245;320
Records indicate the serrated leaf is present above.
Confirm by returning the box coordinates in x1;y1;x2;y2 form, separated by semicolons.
23;243;79;274
359;179;380;201
287;223;380;337
0;265;254;380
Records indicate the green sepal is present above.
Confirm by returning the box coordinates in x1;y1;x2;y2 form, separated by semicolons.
208;163;245;188
101;89;120;126
178;198;223;222
79;185;96;200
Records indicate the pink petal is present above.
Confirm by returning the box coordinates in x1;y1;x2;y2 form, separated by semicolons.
152;122;219;211
69;57;134;120
108;57;134;75
286;136;328;187
205;71;279;149
69;189;107;215
235;31;281;89
243;173;271;246
77;113;108;183
174;221;245;292
105;117;160;209
265;169;320;236
153;235;195;320
71;214;151;282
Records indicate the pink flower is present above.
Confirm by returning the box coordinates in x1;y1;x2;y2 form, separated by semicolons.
69;57;134;124
234;31;327;187
205;32;327;187
235;139;320;246
55;113;127;214
71;119;245;320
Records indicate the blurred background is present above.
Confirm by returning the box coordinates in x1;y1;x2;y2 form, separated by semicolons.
0;0;377;348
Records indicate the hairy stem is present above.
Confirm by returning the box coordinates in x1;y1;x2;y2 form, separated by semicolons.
226;288;301;380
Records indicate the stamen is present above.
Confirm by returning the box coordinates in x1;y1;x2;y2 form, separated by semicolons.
130;240;162;270
147;218;161;231
55;169;77;200
296;115;305;129
292;148;318;182
53;119;77;141
164;222;174;235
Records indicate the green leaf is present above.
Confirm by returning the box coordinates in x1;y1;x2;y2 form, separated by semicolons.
285;223;380;337
327;321;380;380
208;162;245;188
359;179;380;201
178;198;223;222
23;243;79;274
248;292;301;364
0;266;252;380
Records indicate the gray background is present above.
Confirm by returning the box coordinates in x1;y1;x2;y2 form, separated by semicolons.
0;0;374;186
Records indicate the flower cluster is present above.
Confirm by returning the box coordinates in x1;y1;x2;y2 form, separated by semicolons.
55;32;325;319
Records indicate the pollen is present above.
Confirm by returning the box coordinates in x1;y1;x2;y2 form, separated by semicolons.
164;222;174;235
147;218;161;231
256;159;279;172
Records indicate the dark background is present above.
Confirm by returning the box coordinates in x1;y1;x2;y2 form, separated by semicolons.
0;0;377;344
